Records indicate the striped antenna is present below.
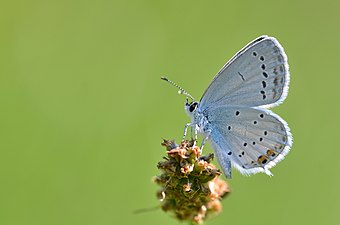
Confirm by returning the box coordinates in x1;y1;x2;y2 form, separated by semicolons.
161;77;194;101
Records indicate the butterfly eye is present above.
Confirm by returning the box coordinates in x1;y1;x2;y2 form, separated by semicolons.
189;102;198;112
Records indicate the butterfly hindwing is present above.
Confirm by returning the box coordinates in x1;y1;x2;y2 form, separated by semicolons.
206;106;292;176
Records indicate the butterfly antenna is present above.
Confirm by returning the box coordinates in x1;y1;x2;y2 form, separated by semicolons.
161;77;194;101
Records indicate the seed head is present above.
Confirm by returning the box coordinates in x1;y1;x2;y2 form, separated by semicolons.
154;140;230;224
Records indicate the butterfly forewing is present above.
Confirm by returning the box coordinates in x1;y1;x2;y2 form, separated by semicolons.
199;36;289;110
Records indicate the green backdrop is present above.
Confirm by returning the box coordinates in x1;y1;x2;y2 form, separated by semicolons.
1;0;339;225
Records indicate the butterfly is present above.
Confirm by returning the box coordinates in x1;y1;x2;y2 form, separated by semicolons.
162;36;292;178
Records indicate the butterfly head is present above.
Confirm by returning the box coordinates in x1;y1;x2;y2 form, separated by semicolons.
185;98;199;116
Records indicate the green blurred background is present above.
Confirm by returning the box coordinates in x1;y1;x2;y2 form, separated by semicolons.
1;0;339;224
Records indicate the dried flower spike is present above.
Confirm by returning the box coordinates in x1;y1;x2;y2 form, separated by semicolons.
155;140;230;224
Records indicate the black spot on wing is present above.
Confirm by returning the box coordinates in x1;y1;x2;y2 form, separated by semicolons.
238;72;245;81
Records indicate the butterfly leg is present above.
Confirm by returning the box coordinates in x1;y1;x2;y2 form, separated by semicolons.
188;126;198;146
190;126;194;139
182;123;195;141
200;130;211;151
194;127;198;145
